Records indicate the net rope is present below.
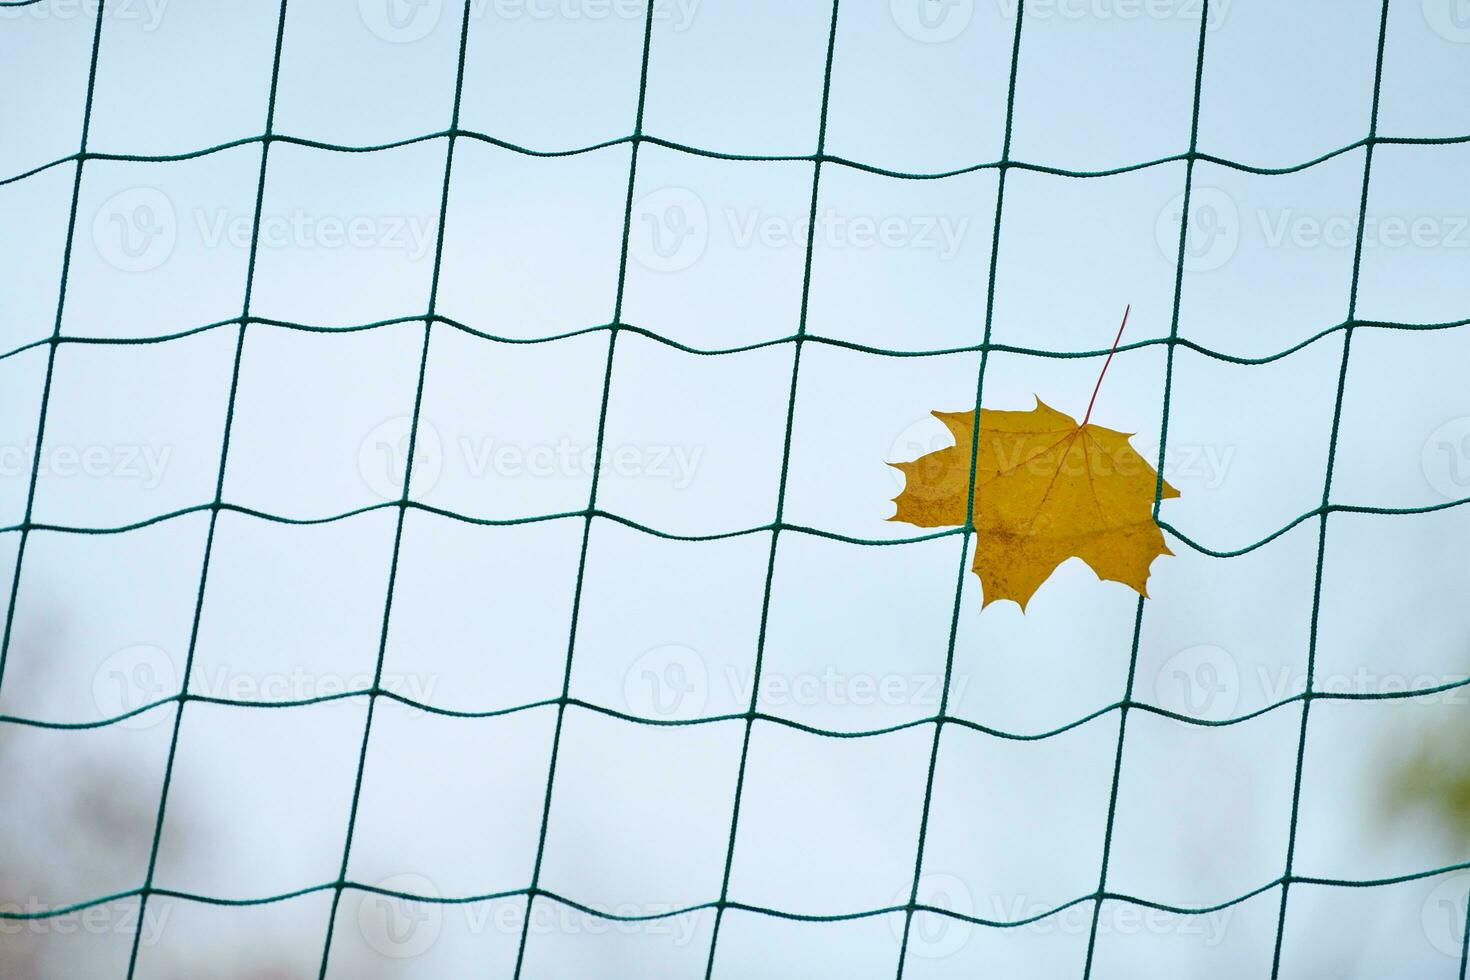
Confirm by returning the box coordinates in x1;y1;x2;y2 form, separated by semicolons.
0;0;1466;977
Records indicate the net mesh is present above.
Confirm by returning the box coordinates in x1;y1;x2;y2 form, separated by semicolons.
1;0;1468;977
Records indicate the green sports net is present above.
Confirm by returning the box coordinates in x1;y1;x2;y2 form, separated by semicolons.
2;0;1469;977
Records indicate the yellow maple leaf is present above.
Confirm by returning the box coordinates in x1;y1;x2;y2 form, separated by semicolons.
888;309;1178;611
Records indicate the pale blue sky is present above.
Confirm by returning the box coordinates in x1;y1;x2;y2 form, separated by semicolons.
2;0;1470;977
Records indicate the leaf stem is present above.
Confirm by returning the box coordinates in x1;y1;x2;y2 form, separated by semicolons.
1081;304;1130;427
